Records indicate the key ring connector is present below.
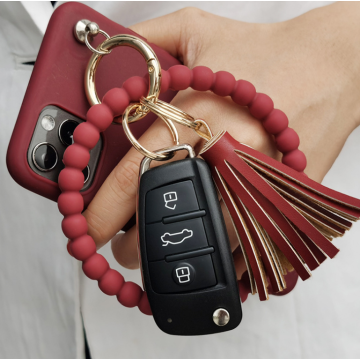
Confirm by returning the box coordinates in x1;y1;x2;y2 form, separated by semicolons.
140;97;213;141
140;144;196;175
122;104;180;161
85;30;112;56
140;97;198;130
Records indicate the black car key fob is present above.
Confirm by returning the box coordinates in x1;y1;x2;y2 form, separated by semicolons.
137;144;242;335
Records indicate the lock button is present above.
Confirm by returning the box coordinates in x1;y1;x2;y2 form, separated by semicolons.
148;254;217;294
145;180;199;223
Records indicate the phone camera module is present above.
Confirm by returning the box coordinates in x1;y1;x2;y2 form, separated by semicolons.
32;143;58;172
59;119;79;146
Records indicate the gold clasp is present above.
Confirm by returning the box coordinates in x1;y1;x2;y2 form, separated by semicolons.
84;33;162;124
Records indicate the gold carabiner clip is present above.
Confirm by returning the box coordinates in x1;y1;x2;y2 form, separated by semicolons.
85;34;162;124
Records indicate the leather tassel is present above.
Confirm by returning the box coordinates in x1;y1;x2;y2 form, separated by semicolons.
200;131;360;300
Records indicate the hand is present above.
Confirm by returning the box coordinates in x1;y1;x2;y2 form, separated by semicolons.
83;3;360;279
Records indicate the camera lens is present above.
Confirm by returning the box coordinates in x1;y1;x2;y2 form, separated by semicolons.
59;119;79;146
82;165;90;184
32;143;58;172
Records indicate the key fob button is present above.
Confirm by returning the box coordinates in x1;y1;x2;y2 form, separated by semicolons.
146;218;208;261
148;254;217;294
172;263;195;285
145;180;199;223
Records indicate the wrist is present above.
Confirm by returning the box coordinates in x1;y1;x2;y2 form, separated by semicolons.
277;2;360;128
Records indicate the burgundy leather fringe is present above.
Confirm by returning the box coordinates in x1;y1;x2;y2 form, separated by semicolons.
201;131;360;300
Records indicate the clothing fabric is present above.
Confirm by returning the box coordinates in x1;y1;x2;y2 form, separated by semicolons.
0;2;83;358
1;1;359;358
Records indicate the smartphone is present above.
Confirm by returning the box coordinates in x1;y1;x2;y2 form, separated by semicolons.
6;2;180;208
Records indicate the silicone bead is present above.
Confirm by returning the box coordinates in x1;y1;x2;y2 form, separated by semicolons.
282;149;307;172
58;191;84;216
117;281;142;308
98;269;124;296
249;93;274;119
275;128;300;153
138;292;152;316
86;104;114;132
102;88;130;117
262;109;289;135
212;71;236;97
160;70;170;93
231;80;256;106
123;76;148;102
191;66;214;91
67;240;73;257
62;214;88;239
58;67;309;314
70;235;96;261
58;168;84;192
168;65;192;90
73;122;100;150
82;253;109;280
63;144;90;170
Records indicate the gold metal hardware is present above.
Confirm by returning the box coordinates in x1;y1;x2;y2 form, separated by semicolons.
122;104;180;161
85;34;162;124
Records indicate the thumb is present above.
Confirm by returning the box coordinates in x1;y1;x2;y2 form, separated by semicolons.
128;8;198;62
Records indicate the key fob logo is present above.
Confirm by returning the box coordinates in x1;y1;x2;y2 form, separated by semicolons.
161;229;193;246
163;191;177;210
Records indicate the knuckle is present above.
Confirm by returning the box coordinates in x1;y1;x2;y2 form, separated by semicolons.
84;208;111;246
178;7;205;20
111;157;140;204
111;236;139;270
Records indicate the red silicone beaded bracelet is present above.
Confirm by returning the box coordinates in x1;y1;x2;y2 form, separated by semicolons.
58;65;307;315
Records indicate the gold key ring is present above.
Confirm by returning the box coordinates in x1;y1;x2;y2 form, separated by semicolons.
85;34;162;124
140;97;199;130
140;97;213;141
122;104;180;161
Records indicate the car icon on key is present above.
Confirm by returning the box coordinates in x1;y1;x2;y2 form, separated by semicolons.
161;229;193;246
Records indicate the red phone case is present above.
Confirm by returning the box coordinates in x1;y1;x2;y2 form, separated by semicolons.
6;2;180;207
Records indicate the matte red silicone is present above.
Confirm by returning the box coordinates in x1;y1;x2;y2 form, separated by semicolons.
6;2;180;207
59;64;306;314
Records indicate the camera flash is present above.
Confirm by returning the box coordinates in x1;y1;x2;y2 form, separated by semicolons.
41;115;55;131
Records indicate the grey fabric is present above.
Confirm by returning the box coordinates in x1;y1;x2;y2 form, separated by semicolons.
0;2;82;358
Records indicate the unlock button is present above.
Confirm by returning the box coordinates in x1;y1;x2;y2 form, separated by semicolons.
145;180;199;223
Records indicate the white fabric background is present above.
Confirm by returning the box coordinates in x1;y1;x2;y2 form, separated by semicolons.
1;1;359;358
0;2;84;359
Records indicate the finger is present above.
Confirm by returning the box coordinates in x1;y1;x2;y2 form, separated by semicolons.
84;115;201;249
233;247;247;280
129;8;214;64
128;8;193;59
110;185;237;271
112;225;248;280
111;192;247;275
111;227;139;270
